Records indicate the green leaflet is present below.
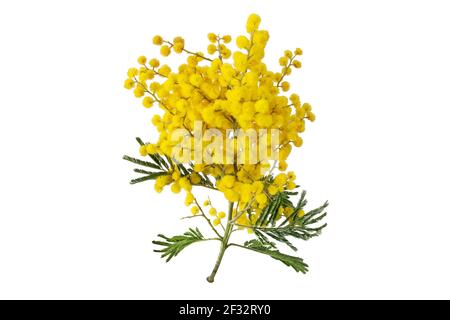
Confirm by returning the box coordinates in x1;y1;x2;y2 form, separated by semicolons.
252;190;328;251
255;191;296;227
129;172;167;184
122;155;161;170
243;239;309;273
133;168;153;175
153;228;205;262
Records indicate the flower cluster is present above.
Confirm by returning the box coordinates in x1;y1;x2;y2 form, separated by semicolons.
124;13;315;230
124;13;328;283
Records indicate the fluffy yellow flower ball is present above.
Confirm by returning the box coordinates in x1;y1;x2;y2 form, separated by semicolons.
149;58;160;68
142;97;154;108
207;33;217;42
160;45;171;57
207;44;216;54
236;35;249;49
152;35;163;45
137;56;147;65
246;14;261;33
191;206;200;215
184;192;194;206
222;35;232;43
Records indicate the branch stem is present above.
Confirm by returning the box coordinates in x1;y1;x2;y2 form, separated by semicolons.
194;198;222;239
206;202;234;283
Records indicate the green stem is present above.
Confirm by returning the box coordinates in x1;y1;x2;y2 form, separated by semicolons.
206;202;234;283
193;198;222;239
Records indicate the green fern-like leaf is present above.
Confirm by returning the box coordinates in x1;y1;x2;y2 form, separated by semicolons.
129;172;167;184
243;239;309;273
152;228;205;262
251;189;328;252
122;155;161;170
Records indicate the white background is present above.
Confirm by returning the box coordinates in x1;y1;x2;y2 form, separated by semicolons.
1;0;449;299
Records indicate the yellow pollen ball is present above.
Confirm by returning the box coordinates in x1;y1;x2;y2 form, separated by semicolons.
139;145;148;156
189;173;200;184
281;81;290;92
286;181;296;190
255;99;270;113
274;173;288;186
279;57;288;66
173;43;184;53
207;44;217;54
293;60;302;68
137;56;147;65
246;13;261;33
279;160;288;171
256;193;267;205
191;206;200;215
221;175;235;188
160;45;171;57
127;68;138;77
149;58;160;68
142;97;154;108
222;35;232;43
152;35;163;45
268;185;278;195
171;182;181;193
207;33;217;42
124;79;134;89
184;192;194;206
236;36;249;49
224;189;240;202
146;144;157;154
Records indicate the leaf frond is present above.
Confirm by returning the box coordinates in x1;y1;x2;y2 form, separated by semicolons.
243;239;309;273
152;228;206;262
